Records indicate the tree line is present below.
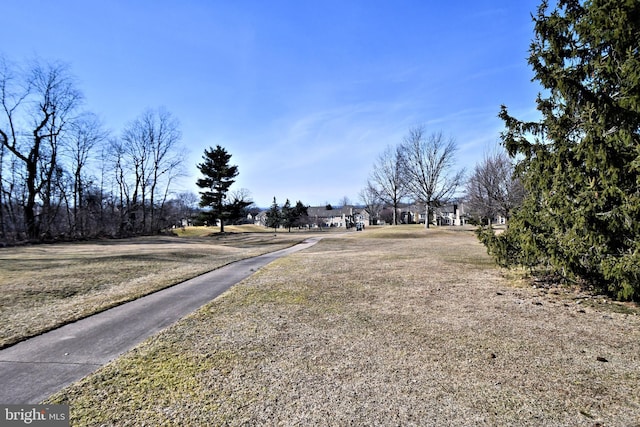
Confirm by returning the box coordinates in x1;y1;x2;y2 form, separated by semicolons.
361;128;523;227
0;56;192;244
361;127;466;227
265;197;309;232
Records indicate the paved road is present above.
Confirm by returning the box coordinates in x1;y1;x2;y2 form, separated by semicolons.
0;237;322;404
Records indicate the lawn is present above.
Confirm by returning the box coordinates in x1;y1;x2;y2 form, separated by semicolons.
0;226;321;348
44;225;640;426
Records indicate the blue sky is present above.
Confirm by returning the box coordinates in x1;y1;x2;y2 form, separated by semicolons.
2;1;542;207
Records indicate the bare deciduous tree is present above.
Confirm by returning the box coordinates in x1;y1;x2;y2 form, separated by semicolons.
400;127;464;228
0;56;22;240
0;57;82;240
105;137;136;234
66;112;109;236
465;149;524;226
1;56;190;243
121;108;184;233
369;144;407;225
338;195;351;208
226;188;254;225
359;183;384;226
174;191;199;225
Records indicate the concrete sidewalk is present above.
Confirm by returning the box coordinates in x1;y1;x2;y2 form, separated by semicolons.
0;237;322;404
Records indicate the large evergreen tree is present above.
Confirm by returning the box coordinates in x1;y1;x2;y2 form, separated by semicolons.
483;0;640;300
265;197;281;232
293;201;309;229
281;199;294;232
196;145;239;233
281;199;309;231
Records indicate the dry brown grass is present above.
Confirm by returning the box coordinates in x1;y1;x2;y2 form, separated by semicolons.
46;226;640;426
0;229;314;348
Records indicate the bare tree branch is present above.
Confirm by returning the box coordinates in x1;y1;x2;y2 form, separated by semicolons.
465;149;524;226
368;144;407;225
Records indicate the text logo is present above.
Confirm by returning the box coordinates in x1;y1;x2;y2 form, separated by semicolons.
0;405;69;427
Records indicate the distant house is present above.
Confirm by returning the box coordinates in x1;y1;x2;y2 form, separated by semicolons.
399;204;425;224
253;202;466;228
254;211;268;226
306;206;369;228
398;201;466;226
435;202;466;226
254;205;369;229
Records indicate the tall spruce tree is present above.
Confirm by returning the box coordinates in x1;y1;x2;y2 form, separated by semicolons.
196;145;239;233
265;197;281;232
293;201;309;229
484;0;640;300
281;199;294;232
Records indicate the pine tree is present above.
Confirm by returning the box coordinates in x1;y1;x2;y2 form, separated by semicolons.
280;199;309;231
281;199;294;232
265;197;281;232
196;145;239;233
293;201;309;229
487;0;640;300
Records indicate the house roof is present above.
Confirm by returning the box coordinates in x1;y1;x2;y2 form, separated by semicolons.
307;206;353;217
